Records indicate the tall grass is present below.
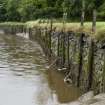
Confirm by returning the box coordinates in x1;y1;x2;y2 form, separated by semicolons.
0;20;105;40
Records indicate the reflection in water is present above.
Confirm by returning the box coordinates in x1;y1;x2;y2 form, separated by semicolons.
0;34;81;105
47;70;81;103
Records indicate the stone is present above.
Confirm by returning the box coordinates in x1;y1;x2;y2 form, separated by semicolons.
90;100;105;105
94;93;105;100
78;91;94;102
68;101;82;105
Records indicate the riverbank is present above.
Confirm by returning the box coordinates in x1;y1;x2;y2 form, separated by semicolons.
26;21;105;40
0;33;81;105
0;21;105;95
1;21;105;40
67;91;105;105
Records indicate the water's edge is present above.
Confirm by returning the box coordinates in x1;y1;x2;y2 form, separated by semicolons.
0;25;105;105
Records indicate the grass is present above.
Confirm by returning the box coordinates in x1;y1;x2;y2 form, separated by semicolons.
0;20;105;40
0;22;24;26
26;21;105;40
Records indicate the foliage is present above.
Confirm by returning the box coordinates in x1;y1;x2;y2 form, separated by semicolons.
0;0;7;21
1;21;105;40
6;0;21;21
0;0;105;22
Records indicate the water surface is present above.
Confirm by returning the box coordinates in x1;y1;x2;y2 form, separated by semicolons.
0;34;81;105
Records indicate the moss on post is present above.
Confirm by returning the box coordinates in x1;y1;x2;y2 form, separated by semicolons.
87;39;94;91
77;33;84;87
62;32;66;67
103;50;105;92
67;32;70;68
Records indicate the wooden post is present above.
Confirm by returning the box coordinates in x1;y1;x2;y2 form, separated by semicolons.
103;49;105;92
45;28;47;46
49;19;53;57
67;33;70;68
62;32;65;67
29;28;31;38
61;12;67;67
57;34;60;57
87;39;94;91
44;32;47;55
77;33;84;87
92;9;96;33
56;33;60;66
46;28;49;55
81;0;85;27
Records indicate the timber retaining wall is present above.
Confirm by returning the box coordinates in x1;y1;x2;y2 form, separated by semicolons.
0;25;105;94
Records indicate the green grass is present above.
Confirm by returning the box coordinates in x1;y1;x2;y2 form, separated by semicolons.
25;21;105;40
0;22;24;27
0;21;105;40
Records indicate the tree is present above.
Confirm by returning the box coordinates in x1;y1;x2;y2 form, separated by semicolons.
18;0;48;21
62;0;72;18
6;0;21;21
98;1;105;19
0;0;7;21
0;0;105;21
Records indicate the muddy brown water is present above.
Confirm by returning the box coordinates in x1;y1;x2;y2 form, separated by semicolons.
0;34;81;105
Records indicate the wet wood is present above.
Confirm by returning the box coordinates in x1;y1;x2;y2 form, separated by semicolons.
77;33;84;87
87;40;94;90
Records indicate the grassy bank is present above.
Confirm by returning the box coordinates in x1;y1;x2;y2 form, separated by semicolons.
0;21;105;40
26;21;105;40
0;22;24;27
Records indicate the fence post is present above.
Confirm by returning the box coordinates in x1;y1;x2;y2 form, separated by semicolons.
61;12;67;67
77;33;84;87
49;19;53;57
67;33;70;68
62;32;65;67
103;49;105;92
87;39;94;91
45;27;48;55
56;33;60;66
57;34;60;57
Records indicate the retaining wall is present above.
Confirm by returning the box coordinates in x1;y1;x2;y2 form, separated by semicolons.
0;25;105;94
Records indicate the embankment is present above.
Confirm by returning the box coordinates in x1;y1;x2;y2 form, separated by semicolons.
0;21;105;95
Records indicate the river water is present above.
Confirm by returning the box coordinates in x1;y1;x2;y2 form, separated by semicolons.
0;34;81;105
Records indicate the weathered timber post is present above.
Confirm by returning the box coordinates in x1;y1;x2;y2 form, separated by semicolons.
67;32;70;68
81;0;85;27
39;28;42;42
62;32;66;67
38;28;40;42
57;34;60;57
45;27;49;56
48;19;53;57
86;9;96;90
77;33;84;87
29;28;31;38
61;12;67;67
99;45;105;93
87;39;94;91
103;49;105;92
45;27;47;46
63;33;66;66
92;9;96;33
56;33;60;66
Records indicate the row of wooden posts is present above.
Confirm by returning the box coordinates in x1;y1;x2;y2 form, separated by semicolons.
33;29;92;91
27;9;97;91
0;9;97;91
